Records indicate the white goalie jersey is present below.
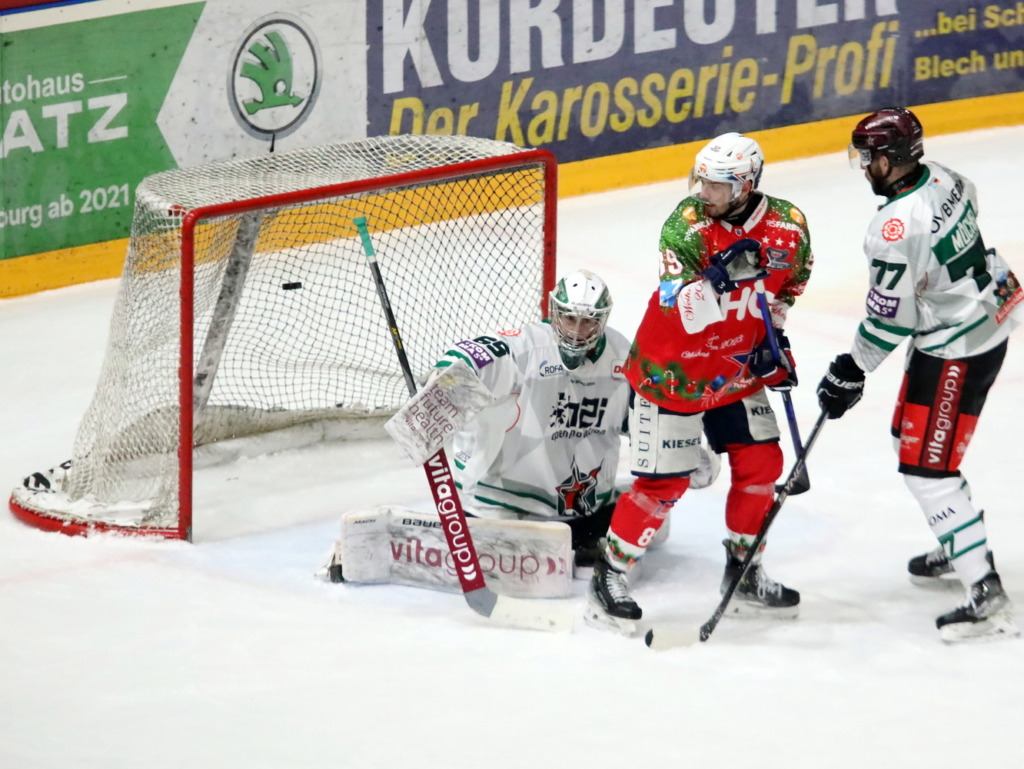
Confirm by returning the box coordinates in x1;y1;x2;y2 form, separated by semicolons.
853;161;1023;373
434;321;632;521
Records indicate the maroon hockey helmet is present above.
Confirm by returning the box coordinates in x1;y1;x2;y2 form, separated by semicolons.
851;107;924;166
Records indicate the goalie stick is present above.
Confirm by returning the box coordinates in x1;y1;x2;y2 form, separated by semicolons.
644;409;828;650
354;216;571;633
755;288;810;496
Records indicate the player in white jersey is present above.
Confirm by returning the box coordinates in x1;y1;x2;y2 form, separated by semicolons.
434;270;632;566
817;107;1023;643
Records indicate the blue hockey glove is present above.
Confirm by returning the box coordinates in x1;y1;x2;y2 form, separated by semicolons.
700;238;767;295
749;330;797;391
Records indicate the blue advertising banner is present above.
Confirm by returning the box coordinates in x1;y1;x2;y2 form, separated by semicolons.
368;1;1024;163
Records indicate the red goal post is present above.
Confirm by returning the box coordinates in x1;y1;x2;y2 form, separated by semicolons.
10;135;557;541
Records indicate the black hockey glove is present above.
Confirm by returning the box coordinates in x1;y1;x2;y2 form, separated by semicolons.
817;353;865;419
749;330;797;391
700;238;767;295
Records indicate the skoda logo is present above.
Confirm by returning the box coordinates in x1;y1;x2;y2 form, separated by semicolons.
229;14;321;139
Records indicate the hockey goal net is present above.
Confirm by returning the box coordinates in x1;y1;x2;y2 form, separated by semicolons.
10;135;556;541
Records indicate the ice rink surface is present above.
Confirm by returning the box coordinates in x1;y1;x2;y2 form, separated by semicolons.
2;126;1023;768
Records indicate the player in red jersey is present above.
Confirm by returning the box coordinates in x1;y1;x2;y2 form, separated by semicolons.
586;133;814;634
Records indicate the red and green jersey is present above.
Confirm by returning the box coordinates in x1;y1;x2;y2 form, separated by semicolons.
623;193;813;413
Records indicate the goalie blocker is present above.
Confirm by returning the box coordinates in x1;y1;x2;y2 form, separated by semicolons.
384;359;496;465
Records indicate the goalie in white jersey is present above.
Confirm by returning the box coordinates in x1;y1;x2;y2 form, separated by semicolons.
326;271;718;596
817;107;1023;643
434;270;632;566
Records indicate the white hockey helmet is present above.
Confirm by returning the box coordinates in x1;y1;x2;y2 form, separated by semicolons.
689;132;764;202
548;269;612;369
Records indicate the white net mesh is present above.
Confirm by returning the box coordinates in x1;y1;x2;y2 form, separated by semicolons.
11;135;553;537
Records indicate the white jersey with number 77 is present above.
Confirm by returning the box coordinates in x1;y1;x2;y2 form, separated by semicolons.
853;160;1023;373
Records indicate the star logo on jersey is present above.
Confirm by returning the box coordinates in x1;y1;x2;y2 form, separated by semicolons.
727;350;754;379
556;459;601;516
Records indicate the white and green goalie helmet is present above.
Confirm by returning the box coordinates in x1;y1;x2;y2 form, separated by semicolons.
548;269;613;369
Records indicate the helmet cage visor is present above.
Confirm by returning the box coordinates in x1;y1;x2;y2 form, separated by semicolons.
848;144;873;169
548;295;610;353
688;166;744;203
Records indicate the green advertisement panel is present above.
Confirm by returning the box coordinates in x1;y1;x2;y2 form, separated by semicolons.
0;4;202;261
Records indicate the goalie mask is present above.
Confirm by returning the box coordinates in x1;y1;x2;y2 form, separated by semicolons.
688;132;764;207
549;270;612;370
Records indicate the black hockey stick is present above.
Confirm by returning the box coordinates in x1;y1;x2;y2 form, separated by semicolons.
755;290;810;496
645;409;828;650
354;216;571;632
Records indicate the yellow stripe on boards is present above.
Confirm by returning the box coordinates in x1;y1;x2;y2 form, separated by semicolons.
1;239;128;298
558;92;1024;197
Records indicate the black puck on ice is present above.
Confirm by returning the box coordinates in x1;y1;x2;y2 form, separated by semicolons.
282;281;302;290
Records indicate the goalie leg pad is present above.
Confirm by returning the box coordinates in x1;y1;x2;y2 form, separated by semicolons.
332;506;572;598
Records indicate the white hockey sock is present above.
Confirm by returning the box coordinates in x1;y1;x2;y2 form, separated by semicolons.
726;529;765;563
903;474;991;586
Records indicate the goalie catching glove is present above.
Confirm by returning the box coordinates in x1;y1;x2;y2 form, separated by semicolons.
384;358;497;464
700;238;769;295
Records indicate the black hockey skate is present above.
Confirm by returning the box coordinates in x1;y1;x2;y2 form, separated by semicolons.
908;547;995;588
721;540;800;619
584;553;642;635
936;571;1020;643
316;546;346;583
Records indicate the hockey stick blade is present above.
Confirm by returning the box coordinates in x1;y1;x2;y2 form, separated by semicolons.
775;459;810;496
777;414;811;495
755;290;809;496
777;392;810;495
468;588;575;632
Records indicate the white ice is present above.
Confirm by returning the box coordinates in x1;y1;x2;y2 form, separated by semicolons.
2;127;1023;769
